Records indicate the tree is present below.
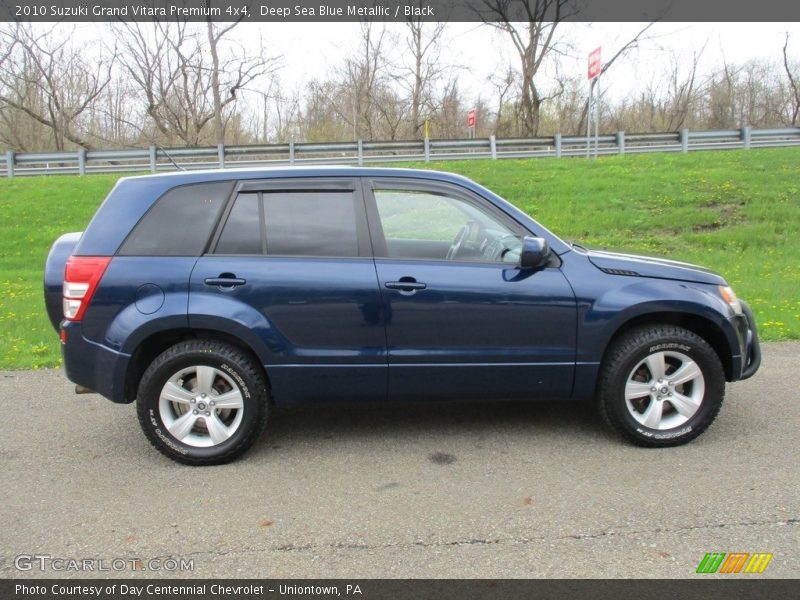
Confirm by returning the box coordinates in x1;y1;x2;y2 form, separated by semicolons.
83;72;142;147
114;20;278;146
479;0;574;136
254;80;301;143
204;7;280;145
434;78;467;138
400;15;447;138
489;65;518;136
783;34;799;126
305;23;404;141
342;22;391;140
300;80;353;142
662;46;704;131
0;23;114;150
539;75;586;135
705;54;739;129
0;28;12;66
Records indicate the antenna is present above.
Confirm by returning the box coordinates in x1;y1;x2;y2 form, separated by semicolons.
155;145;186;171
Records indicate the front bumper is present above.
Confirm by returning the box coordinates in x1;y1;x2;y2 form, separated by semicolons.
733;300;761;380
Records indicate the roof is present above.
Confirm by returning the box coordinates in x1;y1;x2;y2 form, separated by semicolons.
120;165;475;188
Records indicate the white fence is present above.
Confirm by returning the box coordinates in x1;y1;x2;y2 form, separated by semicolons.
3;127;800;177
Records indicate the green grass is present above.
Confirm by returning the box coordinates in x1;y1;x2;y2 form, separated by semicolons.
1;148;798;369
0;174;122;369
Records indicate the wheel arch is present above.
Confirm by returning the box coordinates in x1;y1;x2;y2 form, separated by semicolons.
124;328;272;404
601;311;735;381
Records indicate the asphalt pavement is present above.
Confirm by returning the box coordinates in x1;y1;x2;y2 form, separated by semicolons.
0;343;797;579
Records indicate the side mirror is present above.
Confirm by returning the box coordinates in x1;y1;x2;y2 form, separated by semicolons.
520;236;550;269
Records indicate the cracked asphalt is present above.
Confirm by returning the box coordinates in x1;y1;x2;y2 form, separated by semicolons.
0;342;797;579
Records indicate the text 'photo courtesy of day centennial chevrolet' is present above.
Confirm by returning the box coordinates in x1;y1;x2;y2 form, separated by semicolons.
44;167;761;464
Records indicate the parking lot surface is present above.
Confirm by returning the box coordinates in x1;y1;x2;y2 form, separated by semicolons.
1;343;797;579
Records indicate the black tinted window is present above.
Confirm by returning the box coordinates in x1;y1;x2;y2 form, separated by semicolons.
212;189;360;258
119;181;231;256
265;192;358;257
215;193;262;254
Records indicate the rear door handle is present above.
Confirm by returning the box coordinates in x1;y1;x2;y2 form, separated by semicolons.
385;280;427;292
205;275;246;288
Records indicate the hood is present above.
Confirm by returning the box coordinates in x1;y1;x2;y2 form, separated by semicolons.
585;249;727;286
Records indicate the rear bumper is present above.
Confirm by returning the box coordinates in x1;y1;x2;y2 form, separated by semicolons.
730;300;761;381
61;321;132;403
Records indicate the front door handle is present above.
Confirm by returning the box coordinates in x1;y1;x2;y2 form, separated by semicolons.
385;279;427;292
205;274;246;288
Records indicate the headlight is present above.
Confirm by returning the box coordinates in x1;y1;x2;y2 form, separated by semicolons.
719;285;743;315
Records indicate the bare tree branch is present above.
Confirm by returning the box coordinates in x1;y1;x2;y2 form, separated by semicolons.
0;23;113;150
114;19;278;146
478;0;573;135
783;33;800;126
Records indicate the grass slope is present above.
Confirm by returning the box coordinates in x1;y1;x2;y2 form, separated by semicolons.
0;148;798;369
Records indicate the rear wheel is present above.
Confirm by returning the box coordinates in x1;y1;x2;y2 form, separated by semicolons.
136;341;268;465
598;325;725;447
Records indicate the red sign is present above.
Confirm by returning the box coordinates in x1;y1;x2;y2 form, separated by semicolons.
467;109;476;129
588;47;602;80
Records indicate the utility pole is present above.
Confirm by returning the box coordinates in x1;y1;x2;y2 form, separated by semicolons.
586;46;602;158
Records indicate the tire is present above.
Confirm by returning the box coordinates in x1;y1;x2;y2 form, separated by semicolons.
598;325;725;447
136;341;268;465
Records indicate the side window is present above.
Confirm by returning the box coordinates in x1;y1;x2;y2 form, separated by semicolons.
214;190;360;258
377;190;465;242
215;193;262;254
118;181;231;256
374;189;519;262
265;191;358;257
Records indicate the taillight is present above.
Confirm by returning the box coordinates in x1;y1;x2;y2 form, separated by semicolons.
63;256;111;321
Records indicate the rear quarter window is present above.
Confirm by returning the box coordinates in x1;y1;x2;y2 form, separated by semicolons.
118;181;232;256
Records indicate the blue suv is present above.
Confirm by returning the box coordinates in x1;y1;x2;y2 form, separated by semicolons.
44;167;760;464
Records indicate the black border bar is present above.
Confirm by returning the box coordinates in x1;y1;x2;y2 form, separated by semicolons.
3;579;800;600
1;0;800;23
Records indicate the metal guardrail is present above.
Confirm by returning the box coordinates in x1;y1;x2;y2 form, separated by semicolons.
2;127;800;177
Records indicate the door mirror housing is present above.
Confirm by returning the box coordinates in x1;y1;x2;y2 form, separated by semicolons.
520;236;550;269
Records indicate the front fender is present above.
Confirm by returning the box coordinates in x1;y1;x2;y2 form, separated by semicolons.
562;253;736;364
589;279;736;362
561;253;741;401
568;281;741;402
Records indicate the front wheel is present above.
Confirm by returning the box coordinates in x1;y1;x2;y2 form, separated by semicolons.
136;341;269;465
598;325;725;447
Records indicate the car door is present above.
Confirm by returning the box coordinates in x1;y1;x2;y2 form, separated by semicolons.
189;177;387;405
363;178;577;402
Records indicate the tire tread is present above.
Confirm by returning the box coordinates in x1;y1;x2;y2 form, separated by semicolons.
136;340;268;465
598;325;725;447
